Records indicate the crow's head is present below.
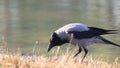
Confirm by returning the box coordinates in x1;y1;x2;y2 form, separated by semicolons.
47;32;69;52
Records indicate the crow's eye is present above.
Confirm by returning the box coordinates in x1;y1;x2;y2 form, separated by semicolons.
50;37;53;42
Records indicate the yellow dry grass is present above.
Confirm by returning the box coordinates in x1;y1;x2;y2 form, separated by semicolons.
0;37;120;68
0;52;120;68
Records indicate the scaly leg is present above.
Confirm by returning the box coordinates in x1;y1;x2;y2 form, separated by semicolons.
81;47;88;62
73;47;82;57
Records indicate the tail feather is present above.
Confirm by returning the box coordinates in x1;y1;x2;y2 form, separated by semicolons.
89;27;119;36
106;30;119;34
98;36;120;47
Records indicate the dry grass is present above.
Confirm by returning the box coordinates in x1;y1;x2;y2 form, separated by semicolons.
0;37;120;68
0;51;120;68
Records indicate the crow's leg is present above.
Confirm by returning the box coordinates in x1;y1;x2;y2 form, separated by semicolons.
81;47;88;62
73;47;82;57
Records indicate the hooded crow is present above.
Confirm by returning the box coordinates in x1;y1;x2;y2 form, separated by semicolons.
48;23;120;61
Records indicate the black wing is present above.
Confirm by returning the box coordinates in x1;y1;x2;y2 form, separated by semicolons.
68;27;118;39
68;31;95;39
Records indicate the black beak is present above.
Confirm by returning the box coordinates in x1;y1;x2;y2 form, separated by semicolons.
47;43;55;52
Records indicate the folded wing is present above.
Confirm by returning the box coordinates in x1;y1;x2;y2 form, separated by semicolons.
68;27;119;39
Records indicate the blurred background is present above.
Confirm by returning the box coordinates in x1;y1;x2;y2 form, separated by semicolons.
0;0;120;62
